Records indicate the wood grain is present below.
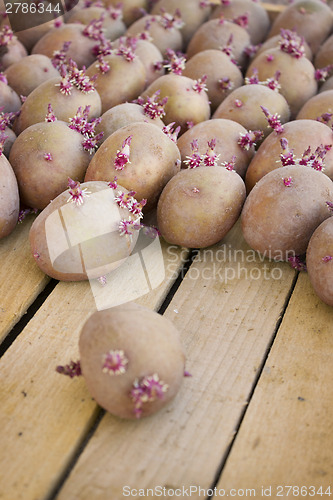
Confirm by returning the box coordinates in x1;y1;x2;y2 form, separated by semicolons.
55;222;296;500
0;216;50;344
216;272;333;496
0;239;189;500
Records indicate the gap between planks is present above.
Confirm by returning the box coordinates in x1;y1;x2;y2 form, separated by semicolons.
53;221;296;500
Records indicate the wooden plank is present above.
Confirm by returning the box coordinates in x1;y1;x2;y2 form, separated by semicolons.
55;222;296;500
0;216;50;344
216;272;333;496
0;239;188;500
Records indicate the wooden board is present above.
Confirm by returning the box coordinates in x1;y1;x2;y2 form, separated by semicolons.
216;272;333;496
0;239;189;500
54;222;296;500
0;216;50;344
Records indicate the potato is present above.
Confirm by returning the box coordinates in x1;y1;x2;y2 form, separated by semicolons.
157;166;246;248
150;0;211;48
14;76;102;135
0;80;21;114
31;24;97;69
254;34;313;61
29;181;140;281
9;121;92;210
86;53;146;114
241;165;333;261
296;90;333;126
141;73;211;135
85;122;181;211
306;217;333;307
182;49;244;112
186;18;251;70
267;0;333;55
65;6;126;41
126;14;183;55
210;0;270;45
16;18;63;53
4;54;59;97
245;119;333;191
177;118;255;178
0;34;27;71
78;303;186;419
213;84;290;140
102;0;148;26
95;102;165;144
0;153;19;239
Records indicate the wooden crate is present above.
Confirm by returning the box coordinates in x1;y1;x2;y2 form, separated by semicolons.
1;3;333;500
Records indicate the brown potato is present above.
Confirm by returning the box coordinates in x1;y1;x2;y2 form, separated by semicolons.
65;6;126;41
79;302;186;419
29;181;140;281
0;80;21;114
14;76;102;135
0;154;19;239
85;122;181;211
157;166;246;248
296;90;333;126
306;217;333;307
241;165;333;260
9;121;92;210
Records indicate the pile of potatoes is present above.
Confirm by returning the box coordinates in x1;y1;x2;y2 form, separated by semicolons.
2;0;333;418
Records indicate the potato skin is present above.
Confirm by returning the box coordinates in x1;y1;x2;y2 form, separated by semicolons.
14;77;102;135
79;303;186;419
241;165;333;261
306;217;333;307
85;122;181;211
9;121;92;210
0;155;19;239
157;166;246;248
29;181;138;281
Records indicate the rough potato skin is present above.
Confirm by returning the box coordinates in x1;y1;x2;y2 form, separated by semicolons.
306;217;333;307
0;155;19;239
29;181;138;281
79;302;186;419
9;121;92;210
157;166;246;248
245;120;333;191
241;165;333;261
14;77;102;135
85;122;181;211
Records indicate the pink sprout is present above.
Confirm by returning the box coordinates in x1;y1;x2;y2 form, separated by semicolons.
192;75;208;94
266;54;274;62
298;144;330;171
114;135;132;170
67;178;90;206
118;218;141;237
44;153;53;161
0;25;13;46
18;208;38;223
203;138;220;166
0;72;7;85
54;18;63;28
221;34;239;66
107;4;123;20
163;48;186;75
130;373;169;418
218;77;234;92
108;176;118;189
102;350;128;375
162;122;181;142
322;255;332;263
245;67;260;85
265;70;281;92
261;106;284;133
56;360;82;378
326;201;333;212
45;104;57;122
288;255;307;272
244;44;261;58
315;65;333;82
279;138;296;166
279;29;305;59
184;139;202;168
97;55;110;74
142;90;168;119
141;224;161;238
57;65;73;95
51;41;71;69
116;36;137;62
282;176;293;187
221;155;236;171
83;15;105;41
238;130;263;150
233;13;249;28
186;121;194;129
97;275;107;286
114;190;137;210
317;112;333;125
159;8;184;30
184;370;192;377
234;99;243;108
0;131;7;156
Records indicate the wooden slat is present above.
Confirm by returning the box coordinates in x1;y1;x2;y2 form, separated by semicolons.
55;222;296;500
216;272;333;495
0;216;50;344
0;239;189;500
